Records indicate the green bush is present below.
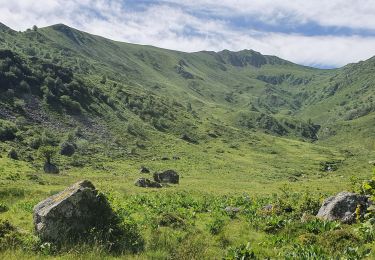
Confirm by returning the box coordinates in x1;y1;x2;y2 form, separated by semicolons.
60;95;82;114
207;214;226;235
157;212;186;229
285;244;327;259
224;242;257;259
0;119;17;141
0;203;9;213
8;148;19;160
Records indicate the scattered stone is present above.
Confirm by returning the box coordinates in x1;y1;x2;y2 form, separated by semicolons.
369;160;375;166
60;142;76;156
33;180;118;243
161;156;169;161
153;170;179;184
262;204;273;212
140;166;150;173
225;206;241;213
43;162;59;174
316;191;370;223
135;178;162;188
172;156;181;160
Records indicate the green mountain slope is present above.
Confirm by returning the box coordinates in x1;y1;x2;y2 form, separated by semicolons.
1;22;375;260
0;22;374;189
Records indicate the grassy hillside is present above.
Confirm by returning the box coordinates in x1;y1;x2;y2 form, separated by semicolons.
0;23;375;259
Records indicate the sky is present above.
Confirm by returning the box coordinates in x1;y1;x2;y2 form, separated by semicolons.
1;0;375;68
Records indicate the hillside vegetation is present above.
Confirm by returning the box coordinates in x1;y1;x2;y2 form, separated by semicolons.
0;23;375;259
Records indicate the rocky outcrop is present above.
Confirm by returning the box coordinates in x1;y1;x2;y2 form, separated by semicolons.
153;170;179;184
316;191;370;223
33;180;118;242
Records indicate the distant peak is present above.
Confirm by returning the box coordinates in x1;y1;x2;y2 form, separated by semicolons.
48;23;74;31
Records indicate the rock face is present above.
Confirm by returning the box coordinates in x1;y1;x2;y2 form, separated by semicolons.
153;170;179;184
316;191;370;223
134;178;162;188
43;162;59;174
33;180;117;242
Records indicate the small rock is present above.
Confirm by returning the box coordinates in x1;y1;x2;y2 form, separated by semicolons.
140;166;150;173
43;162;59;174
316;191;370;223
172;156;181;160
153;170;179;184
135;178;162;188
262;204;273;212
161;156;169;161
225;206;240;213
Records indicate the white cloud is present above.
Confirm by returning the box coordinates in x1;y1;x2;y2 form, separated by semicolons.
163;0;375;30
1;0;375;67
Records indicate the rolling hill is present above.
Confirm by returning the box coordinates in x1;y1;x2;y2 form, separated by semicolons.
0;22;375;259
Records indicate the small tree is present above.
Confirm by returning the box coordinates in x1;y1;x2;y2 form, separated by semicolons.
32;25;38;31
39;146;57;164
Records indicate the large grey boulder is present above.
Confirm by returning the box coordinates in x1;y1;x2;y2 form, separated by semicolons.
153;170;179;184
33;180;117;242
316;191;370;223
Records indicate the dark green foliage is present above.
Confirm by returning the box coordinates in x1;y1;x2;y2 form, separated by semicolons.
59;95;82;114
0;119;17;141
207;214;226;235
224;242;257;259
158;212;186;229
0;203;8;213
7;148;18;160
285;244;327;259
38;146;57;164
60;142;76;156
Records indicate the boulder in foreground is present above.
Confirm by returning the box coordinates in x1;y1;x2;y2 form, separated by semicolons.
316;191;370;223
33;180;118;243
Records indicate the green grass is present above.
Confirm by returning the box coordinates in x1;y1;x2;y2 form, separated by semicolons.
0;22;375;258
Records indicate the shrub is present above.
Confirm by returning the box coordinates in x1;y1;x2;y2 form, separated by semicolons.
158;212;186;229
38;146;57;164
207;215;226;235
0;220;23;250
0;203;9;213
224;242;257;259
0;119;17;141
318;229;360;253
60;142;76;156
8;148;19;160
60;95;82;114
285;244;327;259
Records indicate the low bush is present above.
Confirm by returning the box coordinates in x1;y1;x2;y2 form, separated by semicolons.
0;119;17;141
